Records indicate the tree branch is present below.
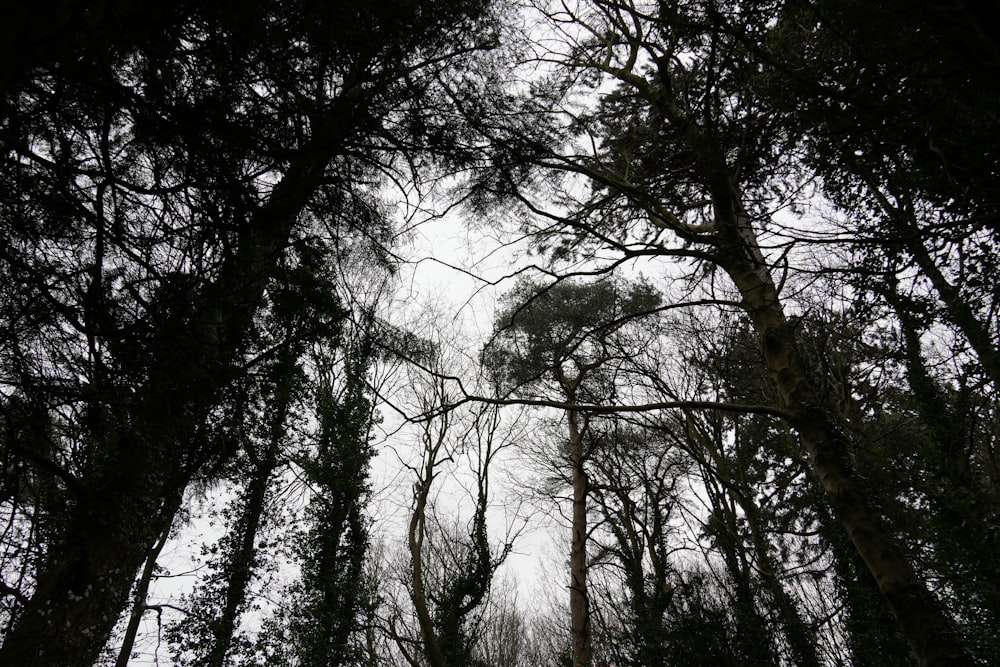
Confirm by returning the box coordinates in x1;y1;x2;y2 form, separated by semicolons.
421;395;794;422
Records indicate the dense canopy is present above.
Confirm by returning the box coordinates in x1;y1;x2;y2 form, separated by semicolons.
1;1;997;665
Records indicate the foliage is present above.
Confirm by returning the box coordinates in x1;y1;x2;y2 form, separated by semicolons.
0;0;497;664
3;1;1000;664
487;276;662;402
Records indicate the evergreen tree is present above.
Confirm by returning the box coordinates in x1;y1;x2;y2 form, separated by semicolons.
472;1;980;662
488;276;662;667
0;1;497;663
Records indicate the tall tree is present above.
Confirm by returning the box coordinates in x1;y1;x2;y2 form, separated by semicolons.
258;337;379;667
165;352;299;667
481;1;977;663
0;1;496;664
488;276;661;667
584;422;688;667
163;241;344;666
392;344;522;667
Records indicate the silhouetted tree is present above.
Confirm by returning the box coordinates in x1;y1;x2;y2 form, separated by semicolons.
488;276;661;667
0;1;497;664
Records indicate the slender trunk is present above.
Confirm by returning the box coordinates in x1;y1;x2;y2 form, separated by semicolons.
115;518;173;667
568;407;591;667
291;350;375;666
202;355;292;667
409;414;446;667
202;463;275;667
409;507;445;667
850;160;1000;388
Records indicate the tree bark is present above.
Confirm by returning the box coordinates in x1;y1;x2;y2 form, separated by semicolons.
567;407;591;667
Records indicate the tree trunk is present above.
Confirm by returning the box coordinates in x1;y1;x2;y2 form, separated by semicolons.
0;451;189;666
815;490;912;665
904;230;1000;388
202;353;292;667
115;517;173;667
408;414;446;667
568;407;591;667
847;161;1000;388
713;181;972;666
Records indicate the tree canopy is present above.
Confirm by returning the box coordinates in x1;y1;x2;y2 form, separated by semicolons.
2;1;998;665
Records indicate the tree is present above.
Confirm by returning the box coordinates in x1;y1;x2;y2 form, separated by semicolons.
163;350;300;667
487;276;662;667
0;1;497;664
162;243;345;666
254;336;379;667
481;1;977;663
584;422;688;667
393;350;522;667
6;2;998;663
581;320;825;666
756;8;1000;651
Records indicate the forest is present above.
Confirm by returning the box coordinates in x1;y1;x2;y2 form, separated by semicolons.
1;1;998;665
